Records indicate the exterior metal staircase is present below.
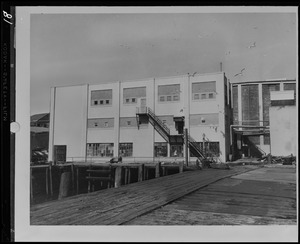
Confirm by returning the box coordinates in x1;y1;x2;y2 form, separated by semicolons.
136;107;171;142
136;106;219;164
244;136;266;158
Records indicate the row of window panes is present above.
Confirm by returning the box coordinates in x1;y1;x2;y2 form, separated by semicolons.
159;95;179;102
94;122;109;127
124;97;137;104
92;99;111;106
86;143;114;157
193;92;215;100
92;93;216;105
190;142;220;157
119;143;133;157
86;143;185;158
93;121;134;127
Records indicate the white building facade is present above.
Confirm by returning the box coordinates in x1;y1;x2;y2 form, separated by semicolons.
48;72;232;163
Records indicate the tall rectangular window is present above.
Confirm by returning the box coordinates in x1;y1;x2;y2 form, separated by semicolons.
87;143;114;157
241;84;259;126
262;83;280;128
232;85;238;124
154;142;168;157
119;143;133;157
91;89;112;106
158;84;180;102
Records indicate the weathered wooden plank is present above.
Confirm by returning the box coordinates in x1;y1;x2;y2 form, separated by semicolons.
30;168;243;213
86;176;111;181
125;209;296;225
31;166;257;225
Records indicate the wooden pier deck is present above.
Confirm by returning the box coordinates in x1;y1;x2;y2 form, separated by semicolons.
126;165;297;225
30;165;258;225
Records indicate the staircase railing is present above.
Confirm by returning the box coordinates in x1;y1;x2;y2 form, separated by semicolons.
244;136;266;157
136;106;171;142
146;107;171;136
185;134;206;159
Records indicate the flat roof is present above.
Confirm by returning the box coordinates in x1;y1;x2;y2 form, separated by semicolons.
51;71;226;89
231;79;296;85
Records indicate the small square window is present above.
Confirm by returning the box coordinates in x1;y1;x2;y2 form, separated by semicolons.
125;98;130;103
159;96;165;102
194;94;199;100
173;95;179;101
162;120;167;124
100;100;104;105
106;100;110;104
127;121;131;126
132;98;136;103
104;122;108;127
94;100;98;105
167;96;172;101
201;94;207;99
208;93;214;99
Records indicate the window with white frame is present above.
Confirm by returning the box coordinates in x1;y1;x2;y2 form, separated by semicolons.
91;89;112;106
158;84;181;102
123;87;146;104
192;81;216;101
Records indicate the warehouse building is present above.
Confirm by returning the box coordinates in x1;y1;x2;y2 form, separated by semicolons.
48;72;232;164
231;79;297;160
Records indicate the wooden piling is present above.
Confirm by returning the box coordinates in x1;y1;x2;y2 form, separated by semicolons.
128;168;131;184
76;166;79;194
155;162;161;178
30;168;33;200
45;168;49;195
138;164;145;182
114;166;122;188
58;171;72;200
124;168;128;185
49;164;53;196
71;164;75;194
179;161;184;173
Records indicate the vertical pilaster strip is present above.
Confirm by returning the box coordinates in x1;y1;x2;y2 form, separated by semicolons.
153;78;156;161
48;87;56;162
238;84;242;125
258;83;264;146
85;84;89;163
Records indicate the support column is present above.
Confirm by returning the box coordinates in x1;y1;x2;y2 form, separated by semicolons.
115;82;121;157
238;84;242;125
48;87;56;162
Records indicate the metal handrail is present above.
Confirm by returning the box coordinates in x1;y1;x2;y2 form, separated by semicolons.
146;107;171;135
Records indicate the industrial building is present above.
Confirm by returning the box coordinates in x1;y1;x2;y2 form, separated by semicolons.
48;72;232;164
231;79;297;160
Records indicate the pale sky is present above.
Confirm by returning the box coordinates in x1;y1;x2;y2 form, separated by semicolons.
30;10;297;115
